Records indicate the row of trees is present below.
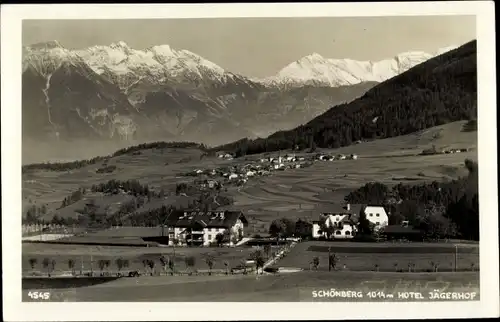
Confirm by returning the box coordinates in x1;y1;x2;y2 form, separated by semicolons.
28;251;268;277
111;141;207;157
213;41;477;157
308;256;477;273
22;155;108;173
60;188;86;208
23;205;48;225
91;179;152;197
268;218;313;239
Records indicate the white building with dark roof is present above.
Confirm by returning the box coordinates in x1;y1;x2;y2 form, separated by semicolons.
165;210;248;246
312;203;389;239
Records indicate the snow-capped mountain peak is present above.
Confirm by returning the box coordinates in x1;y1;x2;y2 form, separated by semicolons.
109;41;130;49
264;45;459;88
24;41;232;91
23;40;85;76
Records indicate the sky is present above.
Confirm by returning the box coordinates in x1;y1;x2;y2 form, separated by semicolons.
23;16;476;78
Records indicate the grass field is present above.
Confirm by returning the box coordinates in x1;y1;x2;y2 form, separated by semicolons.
22;270;480;302
276;241;479;272
22;243;264;275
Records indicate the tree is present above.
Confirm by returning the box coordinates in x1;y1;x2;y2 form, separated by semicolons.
42;258;51;277
319;218;337;240
240;259;248;275
147;259;156;276
168;257;175;275
328;251;339;271
99;260;107;275
159;256;168;275
408;261;414;272
68;259;76;276
269;218;295;240
294;219;313;239
185;256;195;274
251;250;265;274
29;258;38;275
344;182;389;205
215;233;225;247
263;244;272;259
115;258;124;275
50;259;56;276
123;259;130;272
205;255;215;275
312;256;320;270
356;212;373;236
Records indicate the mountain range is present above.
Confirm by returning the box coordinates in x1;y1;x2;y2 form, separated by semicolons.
22;40;458;151
215;40;477;155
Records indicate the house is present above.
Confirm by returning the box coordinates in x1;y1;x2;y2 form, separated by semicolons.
363;205;389;229
350;203;389;230
165;210;248;246
312;203;389;240
312;205;360;240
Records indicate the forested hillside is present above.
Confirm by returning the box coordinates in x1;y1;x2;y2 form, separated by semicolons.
215;40;477;156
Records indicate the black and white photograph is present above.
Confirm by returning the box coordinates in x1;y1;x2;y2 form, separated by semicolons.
2;2;498;321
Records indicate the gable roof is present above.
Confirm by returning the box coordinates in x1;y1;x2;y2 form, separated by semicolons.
317;203;367;216
166;210;247;228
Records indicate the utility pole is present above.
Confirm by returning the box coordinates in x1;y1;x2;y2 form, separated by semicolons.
90;248;94;276
328;247;332;272
454;244;458;272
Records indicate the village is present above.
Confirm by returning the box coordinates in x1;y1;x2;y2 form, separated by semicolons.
183;152;359;189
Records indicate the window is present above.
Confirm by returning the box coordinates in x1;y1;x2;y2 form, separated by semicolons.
376;214;380;217
335;231;341;235
345;231;351;235
336;217;340;221
369;213;373;217
208;235;212;240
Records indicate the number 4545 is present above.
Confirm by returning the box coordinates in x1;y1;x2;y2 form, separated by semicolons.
28;291;50;300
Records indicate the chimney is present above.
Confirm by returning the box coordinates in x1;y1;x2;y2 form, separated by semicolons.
346;203;350;211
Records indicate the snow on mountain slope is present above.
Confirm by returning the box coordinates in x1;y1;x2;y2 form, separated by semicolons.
264;46;458;88
76;41;230;90
23;40;88;77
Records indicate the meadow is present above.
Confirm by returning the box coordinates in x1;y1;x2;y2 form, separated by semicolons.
22;270;480;302
275;241;480;273
22;243;264;275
